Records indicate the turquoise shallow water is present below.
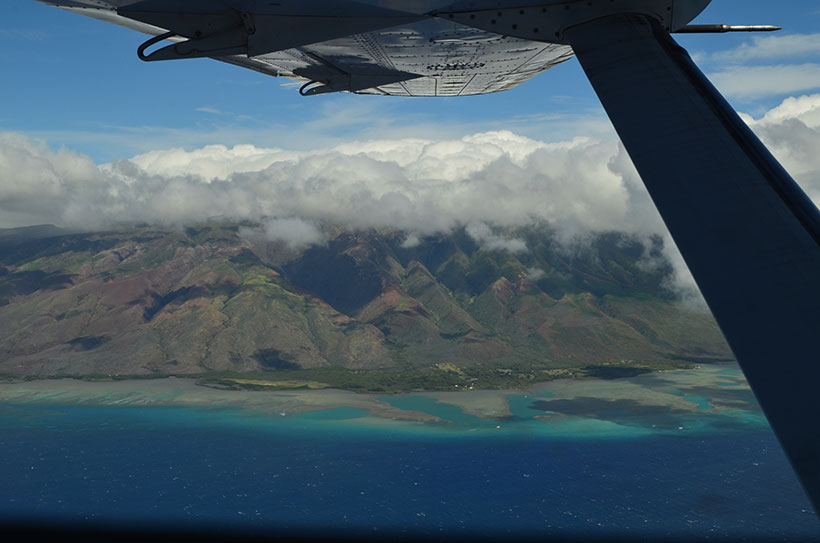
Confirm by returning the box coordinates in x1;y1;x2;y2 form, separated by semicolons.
1;401;817;540
507;392;554;419
668;389;715;411
0;368;818;540
378;395;495;426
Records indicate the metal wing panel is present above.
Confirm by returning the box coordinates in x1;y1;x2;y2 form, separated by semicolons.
218;19;574;97
234;17;573;96
38;1;574;97
331;19;574;96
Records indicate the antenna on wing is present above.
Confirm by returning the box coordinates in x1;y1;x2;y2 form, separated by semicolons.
675;24;781;33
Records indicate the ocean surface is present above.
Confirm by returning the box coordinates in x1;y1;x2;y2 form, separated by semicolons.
1;366;818;541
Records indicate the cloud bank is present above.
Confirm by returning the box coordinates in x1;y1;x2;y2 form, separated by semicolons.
0;131;653;235
2;94;819;301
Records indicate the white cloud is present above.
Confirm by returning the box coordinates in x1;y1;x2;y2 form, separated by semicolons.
196;106;224;115
701;32;820;103
466;222;528;254
713;33;820;64
752;94;820;128
526;267;545;280
0;128;649;243
262;217;324;248
742;94;820;203
125;144;303;182
709;64;820;99
401;232;421;248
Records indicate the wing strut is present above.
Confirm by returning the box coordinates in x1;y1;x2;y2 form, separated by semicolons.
566;14;820;512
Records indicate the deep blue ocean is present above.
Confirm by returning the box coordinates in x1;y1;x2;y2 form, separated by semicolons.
1;392;819;541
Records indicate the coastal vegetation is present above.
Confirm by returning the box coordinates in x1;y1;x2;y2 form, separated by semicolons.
194;358;698;393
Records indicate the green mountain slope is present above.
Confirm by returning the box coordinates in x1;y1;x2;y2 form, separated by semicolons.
0;223;732;385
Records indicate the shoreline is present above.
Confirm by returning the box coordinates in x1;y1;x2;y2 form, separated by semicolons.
0;357;736;395
0;364;765;436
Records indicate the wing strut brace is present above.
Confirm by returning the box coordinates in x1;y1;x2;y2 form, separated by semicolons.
565;13;820;513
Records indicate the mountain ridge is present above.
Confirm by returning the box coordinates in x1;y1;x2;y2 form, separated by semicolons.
0;222;732;388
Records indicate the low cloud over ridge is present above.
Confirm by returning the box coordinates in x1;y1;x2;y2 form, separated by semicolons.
2;94;820;302
0;130;650;236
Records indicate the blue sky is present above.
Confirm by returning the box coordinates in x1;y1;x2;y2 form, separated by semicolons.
2;1;819;161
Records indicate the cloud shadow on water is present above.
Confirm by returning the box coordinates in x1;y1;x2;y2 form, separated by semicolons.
531;397;692;430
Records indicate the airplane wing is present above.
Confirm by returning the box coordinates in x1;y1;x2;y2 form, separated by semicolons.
229;21;574;97
39;0;574;97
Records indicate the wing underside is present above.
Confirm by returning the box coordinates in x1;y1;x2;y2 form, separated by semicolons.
47;2;574;97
